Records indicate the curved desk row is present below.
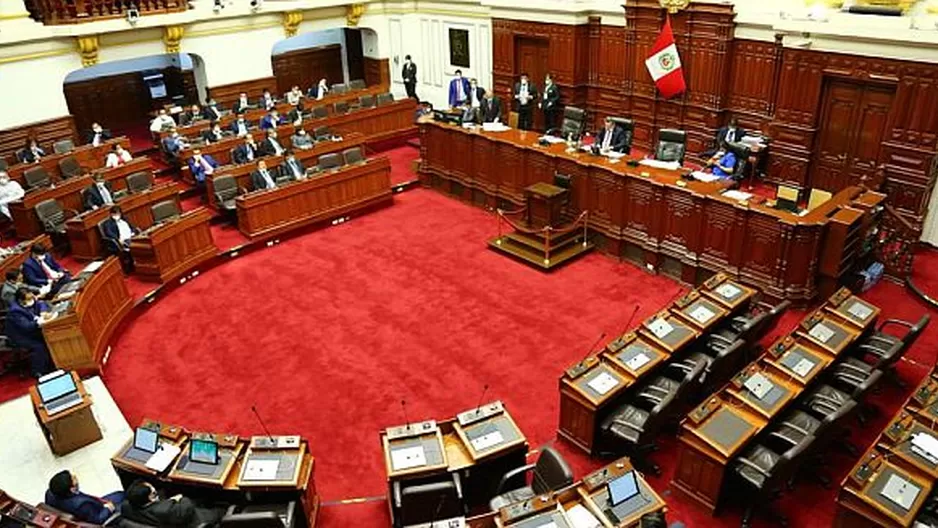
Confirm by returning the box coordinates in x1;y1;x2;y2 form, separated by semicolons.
3;137;130;187
0;234;51;277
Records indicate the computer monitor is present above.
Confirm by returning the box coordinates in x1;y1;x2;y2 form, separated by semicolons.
189;438;219;465
776;185;801;213
37;372;77;404
134;426;160;454
608;471;640;506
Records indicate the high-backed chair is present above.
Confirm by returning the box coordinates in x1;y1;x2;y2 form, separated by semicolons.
724;300;791;346
654;129;687;164
334;101;350;114
771;399;858;487
53;139;75;154
377;93;395;106
349;79;367;90
35;199;76;252
342;147;364;165
697;338;747;392
58;155;82;179
488;447;573;511
801;384;856;425
853;314;930;386
332;83;348;94
126;172;153;194
312;106;328;119
725;141;752;182
24;166;51;190
314;126;331;141
557;106;586;139
213;176;239;213
221;501;296;528
359;94;376;109
151;200;180;223
393;474;464;528
609;117;635;154
733;434;816;527
318;153;343;171
602;385;677;474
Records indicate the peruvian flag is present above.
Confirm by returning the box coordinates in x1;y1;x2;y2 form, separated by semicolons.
644;16;686;99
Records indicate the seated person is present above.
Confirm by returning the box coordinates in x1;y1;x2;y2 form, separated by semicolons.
308;78;328;100
187;149;218;184
230;116;252;137
0;171;25;220
232;92;253;115
23;243;72;294
45;470;124;525
201;122;227;144
84;173;117;211
149;109;176;133
179;104;202;126
122;481;221;528
105;143;132;168
260;88;277;111
258;129;285;157
595;117;627;153
260;109;285;130
706;148;738;179
480;93;502;124
287;106;304;127
287;85;304;106
279;150;306;181
713;117;745;153
291;129;314;150
250;160;279;191
86;122;112;146
202;98;223;121
102;206;139;271
5;287;55;377
19;138;45;163
1;268;42;307
232;137;258;165
161;129;189;161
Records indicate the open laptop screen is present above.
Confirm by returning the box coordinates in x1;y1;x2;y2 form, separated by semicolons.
134;427;160;453
37;373;77;403
190;439;219;465
608;471;640;506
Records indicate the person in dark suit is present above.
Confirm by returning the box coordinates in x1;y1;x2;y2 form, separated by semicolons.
5;287;55;377
402;55;418;99
83;174;116;211
448;69;471;108
287;106;304;127
23;243;71;294
1;269;40;307
230;116;252;137
250;160;278;191
122;481;220;528
707;117;745;156
187;149;218;184
279;150;306;181
86;123;112;146
232;137;258;165
481;93;503;124
102;206;139;271
540;74;561;132
595;117;627;153
19;138;45;163
258;129;285;157
161;130;188;162
463;78;486;123
178;104;202;126
201;122;226;144
202;98;223;121
45;470;124;525
513;73;538;131
232;92;253;115
260;110;285;130
260;88;277;111
308;78;329;100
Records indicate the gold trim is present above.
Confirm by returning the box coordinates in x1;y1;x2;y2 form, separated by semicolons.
0;12;29;20
283;11;303;37
187;21;280;38
377;7;491;19
0;48;71;65
163;25;184;53
346;3;365;26
76;35;100;67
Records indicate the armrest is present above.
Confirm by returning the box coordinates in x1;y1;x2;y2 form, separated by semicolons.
837;362;871;376
452;472;463;500
808;398;839;415
779;421;811;436
496;463;535;495
857;344;888;358
637;391;664;405
879;319;914;331
393;480;402;508
768;431;799;447
735;457;771;477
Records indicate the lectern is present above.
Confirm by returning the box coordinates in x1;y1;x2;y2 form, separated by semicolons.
524;182;568;229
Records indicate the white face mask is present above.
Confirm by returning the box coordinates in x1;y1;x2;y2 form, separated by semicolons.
111;215;120;221
0;178;9;185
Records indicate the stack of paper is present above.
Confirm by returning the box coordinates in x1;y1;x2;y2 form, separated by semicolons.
744;372;772;400
722;190;753;201
648;318;674;339
626;352;651;370
809;323;835;344
539;135;567;144
848;302;873;320
588;372;619;395
639;159;681;170
482;123;509;132
912;432;938;462
880;474;920;510
691;171;721;182
715;283;741;299
243;459;281;481
792;357;816;378
689;305;716;324
145;443;181;472
471;430;505;451
390;445;427;471
566;504;601;528
81;261;105;274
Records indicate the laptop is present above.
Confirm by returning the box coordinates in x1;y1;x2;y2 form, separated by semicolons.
37;371;82;415
604;471;646;523
125;426;161;462
190;438;219;465
775;185;801;213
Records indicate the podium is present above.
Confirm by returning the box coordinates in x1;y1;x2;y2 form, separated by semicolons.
524;182;567;229
29;372;101;455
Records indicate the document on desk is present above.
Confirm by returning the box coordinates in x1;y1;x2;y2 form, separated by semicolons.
639;159;681;171
606;151;626;160
691;171;721;183
145;443;181;472
715;283;742;300
482;123;510;132
243;459;281;481
470;430;504;451
744;372;773;400
626;352;651;371
689;305;716;324
647;318;674;339
539;135;567;145
565;504;601;528
390;445;427;471
587;372;619;396
847;301;873;320
81;260;104;274
792;357;816;378
881;473;920;511
809;322;835;344
912;432;938;463
722;190;753;201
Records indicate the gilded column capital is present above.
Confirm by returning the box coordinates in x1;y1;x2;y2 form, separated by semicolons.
76;35;100;67
163;25;185;54
346;3;365;27
284;11;303;37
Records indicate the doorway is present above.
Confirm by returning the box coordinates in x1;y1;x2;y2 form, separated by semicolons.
513;36;549;131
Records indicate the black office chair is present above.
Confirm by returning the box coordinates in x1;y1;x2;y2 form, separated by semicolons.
733;434;816;528
314;126;331;141
213;176;239;213
151;200;180;223
342;147;364;165
654;129;686;164
334;101;350;114
696;338;746;392
608;117;634;154
318;153;343;171
349;79;367;90
0;335;30;379
332;83;349;94
602;383;679;475
853;314;930;387
723;300;791;346
35;199;77;252
488;446;573;511
377;93;395;106
126;172;153;194
551;106;586;139
771;399;858;487
393;473;464;527
221;501;296;528
724;142;752;182
53;139;75;154
359;94;376;109
24;166;51;190
801;383;857;432
58;155;82;179
311;106;328;119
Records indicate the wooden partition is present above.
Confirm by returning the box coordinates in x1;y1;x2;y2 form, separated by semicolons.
363;58;391;89
207;77;278;110
0;115;77;167
272;44;345;94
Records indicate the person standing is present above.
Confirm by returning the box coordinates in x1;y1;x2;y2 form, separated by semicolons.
513;73;538;131
402;55;418;100
540;74;561;132
448;70;471;108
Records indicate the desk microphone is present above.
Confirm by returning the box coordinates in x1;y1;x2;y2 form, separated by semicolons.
613;305;642;343
474;384;490;417
565;332;607;379
401;399;411;432
251;404;275;442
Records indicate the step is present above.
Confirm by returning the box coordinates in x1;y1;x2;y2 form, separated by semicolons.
500;229;586;254
488;235;595;270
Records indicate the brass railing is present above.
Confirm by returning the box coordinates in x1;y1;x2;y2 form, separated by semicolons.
496;207;589;265
24;0;186;25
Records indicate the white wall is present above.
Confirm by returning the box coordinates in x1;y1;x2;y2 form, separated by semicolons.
0;51;81;128
64;53;192;83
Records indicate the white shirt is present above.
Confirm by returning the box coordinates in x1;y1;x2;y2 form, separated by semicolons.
520;82;529;98
238;97;249;108
724;127;737;144
149;115;175;133
0;180;25;218
259;169;275;189
91;132;103;146
268;138;283;156
96;182;114;205
195;156;214;176
236;122;248;137
287;91;301;105
264;95;274;109
317;83;327;100
114;218;133;242
286;159;303;178
105;150;132;168
470;87;480;108
602;127;613;151
456;79;466;101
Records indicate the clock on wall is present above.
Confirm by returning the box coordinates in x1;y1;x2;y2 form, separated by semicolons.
659;0;691;13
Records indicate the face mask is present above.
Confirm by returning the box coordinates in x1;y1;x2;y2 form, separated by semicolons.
23;300;34;307
111;215;120;221
0;178;9;185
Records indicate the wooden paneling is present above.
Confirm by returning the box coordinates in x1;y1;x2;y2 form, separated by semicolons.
363;58;390;89
208;77;278;110
272;45;345;95
0;116;77;168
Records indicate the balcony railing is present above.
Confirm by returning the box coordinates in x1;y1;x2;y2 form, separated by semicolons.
23;0;186;25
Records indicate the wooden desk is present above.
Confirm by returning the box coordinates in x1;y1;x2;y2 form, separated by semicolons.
420;121;885;304
66;183;182;261
0;234;50;277
0;488;87;528
203;133;367;209
236;156;393;240
29;372;102;455
130;207;217;283
42;258;132;374
4;137;130;186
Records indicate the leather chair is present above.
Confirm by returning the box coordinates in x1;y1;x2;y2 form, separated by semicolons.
722;300;791;346
602;384;677;475
801;384;857;426
58;155;82;179
332;83;349;94
0;158;8;171
213;176;238;212
488;447;573;511
318;153;343;171
853;314;930;386
377;93;395;106
609;117;635;154
343;147;364;165
771;399;858;487
126;172;153;194
53;139;75;154
97;220;123;256
314;126;331;141
349;79;367;90
393;473;464;527
555;106;586;139
312;106;328;119
359;94;376;109
221;501;296;528
725;141;752;182
733;434;816;527
151;200;180;223
654;129;686;164
334;101;350;114
0;335;30;379
24;166;52;190
696;338;746;392
35;199;75;236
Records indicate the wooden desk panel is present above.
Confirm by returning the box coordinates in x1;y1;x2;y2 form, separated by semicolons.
29;372;102;455
236;157;393;240
4;137;130;186
0;234;50;277
42;258;133;373
130;207;217;283
66;183;181;261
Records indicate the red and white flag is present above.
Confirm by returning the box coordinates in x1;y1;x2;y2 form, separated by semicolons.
644;16;686;99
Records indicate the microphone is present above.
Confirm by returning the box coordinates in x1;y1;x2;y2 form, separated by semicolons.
608;305;642;350
474;384;490;417
565;332;607;379
400;399;410;432
251;404;275;442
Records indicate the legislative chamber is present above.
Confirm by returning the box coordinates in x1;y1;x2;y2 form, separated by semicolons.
1;1;938;528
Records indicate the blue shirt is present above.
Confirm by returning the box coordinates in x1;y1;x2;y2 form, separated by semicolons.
712;151;736;178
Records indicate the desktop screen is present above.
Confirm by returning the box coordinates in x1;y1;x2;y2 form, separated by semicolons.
37;373;77;403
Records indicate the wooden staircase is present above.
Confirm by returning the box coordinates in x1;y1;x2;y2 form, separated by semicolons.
488;227;594;270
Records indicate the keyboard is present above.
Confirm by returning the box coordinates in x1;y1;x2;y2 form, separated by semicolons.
45;392;82;415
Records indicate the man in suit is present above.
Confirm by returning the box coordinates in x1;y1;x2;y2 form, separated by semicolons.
187;149;218;185
149;109;176;133
83;174;116;211
202;98;223;121
0;171;25;220
291;129;314;150
179;104;202;126
45;470;124;525
706;117;745;157
258;129;285;157
279;150;306;181
230;116;252;137
513;73;538;131
464;78;485;123
448;69;471;108
540;73;561;132
402;55;418;99
260;88;277;111
308;78;329;100
161;130;188;162
23;244;71;294
595;117;627;153
102;206;139;271
19;139;45;163
232;92;253;115
481;92;502;124
6;287;55;377
288;105;304;127
86;122;112;146
122;481;220;528
250;160;278;191
201;122;227;144
1;269;43;307
232;137;258;165
260;109;285;130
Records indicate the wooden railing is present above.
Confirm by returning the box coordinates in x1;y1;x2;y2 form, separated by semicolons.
24;0;186;24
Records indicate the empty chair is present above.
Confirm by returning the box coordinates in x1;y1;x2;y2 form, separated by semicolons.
342;147;364;165
35;199;74;238
488;447;573;511
359;94;376;109
24;166;51;190
393;473;463;528
608;117;635;154
334;101;350;114
654;129;687;164
696;338;746;392
349;79;367;90
332;83;348;94
151;200;180;223
318;153;343;171
733;434;816;527
314;126;331;141
221;501;295;528
213;176;238;212
311;106;328;119
602;389;675;474
801;384;856;422
557;106;586;138
723;300;791;346
58;155;81;179
126;171;153;194
53;139;74;154
771;399;857;487
376;92;395;106
853;314;930;386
